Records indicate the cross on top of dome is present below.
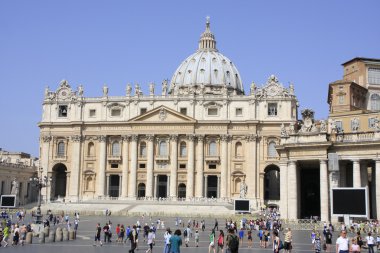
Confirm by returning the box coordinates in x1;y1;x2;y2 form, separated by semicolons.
198;17;217;51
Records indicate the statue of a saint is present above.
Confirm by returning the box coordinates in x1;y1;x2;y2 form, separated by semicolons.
250;81;256;96
126;83;132;96
11;178;18;195
135;84;140;96
289;82;294;95
320;120;327;132
78;85;84;97
240;180;247;198
102;84;108;97
44;86;49;98
280;123;287;137
162;79;168;95
149;82;155;95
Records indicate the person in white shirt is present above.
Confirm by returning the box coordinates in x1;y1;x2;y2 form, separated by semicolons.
366;232;375;253
164;228;172;253
336;230;349;253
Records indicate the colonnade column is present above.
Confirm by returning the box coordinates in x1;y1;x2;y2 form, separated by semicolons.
288;161;298;220
96;135;107;197
320;159;329;222
121;135;130;198
361;162;368;187
69;135;82;201
220;135;229;199
169;135;178;198
279;160;288;219
352;159;361;188
128;135;138;198
329;166;340;223
40;135;51;201
146;135;154;198
195;135;204;197
376;159;380;219
118;174;122;197
186;135;195;198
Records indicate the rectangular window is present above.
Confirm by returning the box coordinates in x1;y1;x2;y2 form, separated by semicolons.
369;68;380;84
180;108;187;115
140;108;147;114
208;108;218;116
208;164;217;169
89;109;96;117
111;109;121;117
111;164;118;169
335;120;343;132
139;163;146;169
268;103;278;116
58;105;68;117
179;164;186;169
235;108;243;116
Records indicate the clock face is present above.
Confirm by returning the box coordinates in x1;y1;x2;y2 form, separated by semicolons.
59;89;69;99
267;85;278;96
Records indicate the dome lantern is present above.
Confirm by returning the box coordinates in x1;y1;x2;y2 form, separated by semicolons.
198;16;217;51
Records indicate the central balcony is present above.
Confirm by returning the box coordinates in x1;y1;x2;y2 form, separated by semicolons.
155;155;170;162
205;155;220;163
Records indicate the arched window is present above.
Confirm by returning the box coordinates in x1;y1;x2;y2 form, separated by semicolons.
235;142;243;157
140;142;146;157
159;141;168;156
88;142;95;156
268;141;277;158
57;141;65;156
209;141;217;156
180;142;187;157
112;142;120;156
371;94;380;111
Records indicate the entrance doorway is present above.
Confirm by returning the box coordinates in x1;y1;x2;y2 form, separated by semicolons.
157;175;168;198
109;175;120;197
52;163;67;199
138;183;146;198
207;176;218;198
300;168;320;219
178;183;186;198
264;165;280;201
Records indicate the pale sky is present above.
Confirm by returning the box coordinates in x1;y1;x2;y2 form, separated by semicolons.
0;0;379;156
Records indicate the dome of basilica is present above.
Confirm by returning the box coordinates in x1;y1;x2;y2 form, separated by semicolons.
170;18;244;95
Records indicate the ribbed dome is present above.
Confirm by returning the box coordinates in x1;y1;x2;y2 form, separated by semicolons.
170;18;244;95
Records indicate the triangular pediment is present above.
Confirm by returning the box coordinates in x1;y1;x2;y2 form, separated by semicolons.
128;105;196;124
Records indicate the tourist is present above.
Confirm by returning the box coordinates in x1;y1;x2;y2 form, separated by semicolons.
12;224;19;246
247;229;253;248
272;230;280;253
325;228;332;251
3;225;9;247
129;225;138;253
350;239;360;253
284;228;292;253
103;223;111;243
366;232;375;253
184;225;191;247
259;226;264;247
314;232;321;253
144;223;150;242
93;223;103;246
226;228;239;253
169;229;182;253
19;224;26;246
311;229;316;249
164;228;172;253
209;229;216;253
263;228;270;248
146;229;155;253
194;230;199;247
217;230;225;253
336;230;349;253
238;227;244;246
115;224;121;243
215;219;219;231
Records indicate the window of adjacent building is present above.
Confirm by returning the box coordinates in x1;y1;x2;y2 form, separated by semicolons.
140;142;147;157
139;163;146;169
179;142;187;157
235;142;243;157
268;103;278;116
268;141;278;158
111;163;118;168
371;94;380;111
179;164;186;169
140;108;147;115
209;141;217;156
335;121;343;132
88;142;95;156
111;141;120;156
180;108;187;115
208;108;218;116
111;108;121;117
338;95;345;104
159;141;168;156
89;109;96;117
57;141;65;156
369;118;377;129
368;68;380;84
209;164;217;169
58;105;68;117
235;108;243;116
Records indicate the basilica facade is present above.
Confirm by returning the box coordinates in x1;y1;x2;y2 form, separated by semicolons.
38;19;298;208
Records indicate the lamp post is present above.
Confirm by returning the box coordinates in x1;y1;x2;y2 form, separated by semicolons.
30;168;51;224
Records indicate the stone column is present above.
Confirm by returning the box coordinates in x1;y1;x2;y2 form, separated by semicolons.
288;161;298;220
128;135;138;198
169;135;178;198
118;174;122;197
186;135;195;198
329;168;340;223
96;135;107;197
167;175;170;197
154;175;158;198
279;161;288;219
220;135;229;199
204;175;208;198
352;159;361;188
320;159;329;222
69;135;82;201
361;162;368;187
40;135;51;201
146;135;154;198
217;175;221;198
195;135;204;197
246;135;257;199
65;172;71;198
376;159;380;219
121;135;130;198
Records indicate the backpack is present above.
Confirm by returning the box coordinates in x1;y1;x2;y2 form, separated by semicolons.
183;229;188;237
229;234;239;251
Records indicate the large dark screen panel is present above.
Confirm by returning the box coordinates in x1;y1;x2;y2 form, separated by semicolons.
1;196;16;207
235;200;250;212
332;189;366;215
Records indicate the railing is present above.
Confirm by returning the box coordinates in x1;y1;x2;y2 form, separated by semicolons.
205;155;220;162
155;155;169;161
107;155;121;161
0;161;36;169
54;155;67;161
334;131;380;143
